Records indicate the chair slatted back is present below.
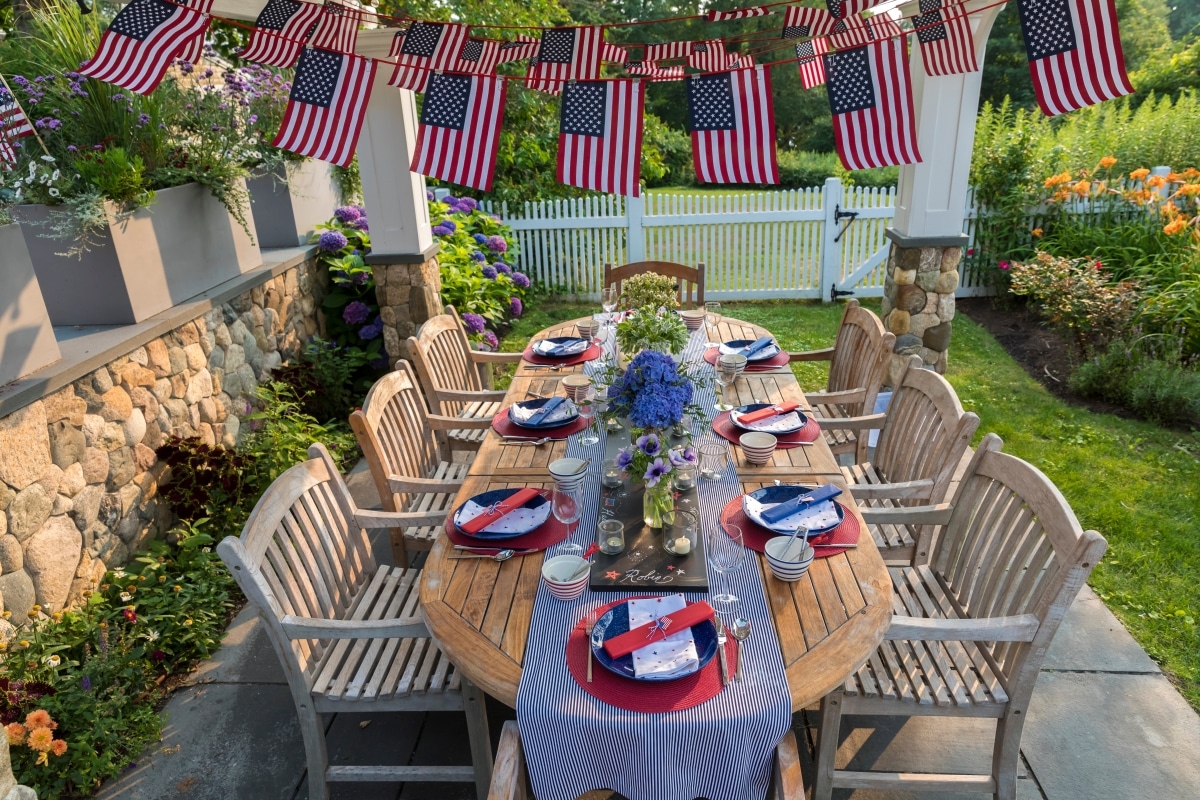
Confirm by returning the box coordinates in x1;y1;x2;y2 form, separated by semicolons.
875;355;979;505
825;300;894;416
406;309;482;417
218;446;374;689
603;261;706;309
931;435;1106;700
350;361;448;514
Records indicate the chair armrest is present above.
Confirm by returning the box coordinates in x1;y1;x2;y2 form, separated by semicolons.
428;414;495;431
806;388;868;406
885;614;1040;643
859;503;953;526
788;347;835;362
773;731;805;800
437;389;509;403
280;615;429;640
844;478;935;500
387;474;464;495
471;350;524;364
488;722;526;800
354;508;450;529
809;412;887;431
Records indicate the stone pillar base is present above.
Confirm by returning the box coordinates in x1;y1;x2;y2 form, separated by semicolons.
371;251;443;365
880;242;961;387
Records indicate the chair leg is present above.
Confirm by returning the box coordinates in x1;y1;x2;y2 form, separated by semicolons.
992;711;1025;800
388;528;410;569
295;700;330;800
813;690;844;800
463;678;494;800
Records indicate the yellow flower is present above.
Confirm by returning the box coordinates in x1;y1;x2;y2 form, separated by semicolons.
173;585;183;593
158;575;166;583
27;605;41;618
17;640;30;649
1097;156;1117;169
35;751;48;767
184;619;193;626
4;723;26;746
1032;228;1044;238
1163;218;1188;235
26;727;53;752
2;611;10;619
25;710;55;731
1129;168;1150;181
0;643;7;652
51;612;63;622
126;585;137;593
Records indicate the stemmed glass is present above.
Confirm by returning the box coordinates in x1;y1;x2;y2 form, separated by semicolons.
704;301;723;346
553;486;583;554
714;360;740;411
601;286;619;321
577;387;600;446
707;523;745;613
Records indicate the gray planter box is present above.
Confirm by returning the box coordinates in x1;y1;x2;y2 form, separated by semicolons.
247;159;341;248
0;223;61;386
16;181;261;326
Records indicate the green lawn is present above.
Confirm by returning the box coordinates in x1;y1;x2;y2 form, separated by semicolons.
502;297;1200;708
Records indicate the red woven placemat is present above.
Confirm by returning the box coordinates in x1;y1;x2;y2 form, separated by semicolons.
444;489;572;551
566;596;738;713
522;342;603;366
719;495;861;557
491;409;589;439
703;348;790;371
713;411;821;448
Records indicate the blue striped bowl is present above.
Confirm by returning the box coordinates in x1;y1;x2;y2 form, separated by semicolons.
764;536;815;582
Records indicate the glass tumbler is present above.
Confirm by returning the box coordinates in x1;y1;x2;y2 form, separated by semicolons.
597;518;625;555
699;443;729;481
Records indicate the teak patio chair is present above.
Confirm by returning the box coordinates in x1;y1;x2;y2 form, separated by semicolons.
790;299;895;461
820;355;980;563
603;260;706;308
217;444;494;800
406;306;521;450
349;360;484;567
813;434;1107;800
485;722;806;800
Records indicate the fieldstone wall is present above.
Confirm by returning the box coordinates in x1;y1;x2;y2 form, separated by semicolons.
372;255;444;365
879;244;961;387
0;258;323;619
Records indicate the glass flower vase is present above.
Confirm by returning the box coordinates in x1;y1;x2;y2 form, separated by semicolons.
643;481;675;529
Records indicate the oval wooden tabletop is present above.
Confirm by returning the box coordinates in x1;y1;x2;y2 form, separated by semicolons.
420;316;893;711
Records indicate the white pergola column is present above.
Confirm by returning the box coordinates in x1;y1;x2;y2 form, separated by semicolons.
879;2;1004;382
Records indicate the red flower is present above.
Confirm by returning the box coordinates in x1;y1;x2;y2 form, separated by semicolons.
122;608;137;623
151;650;166;663
967;248;976;256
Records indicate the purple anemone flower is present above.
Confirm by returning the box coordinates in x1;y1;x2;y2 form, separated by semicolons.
616;448;634;469
644;458;669;488
636;433;661;456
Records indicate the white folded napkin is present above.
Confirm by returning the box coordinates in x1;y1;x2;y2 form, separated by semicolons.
627;594;699;679
510;399;576;424
744;496;841;533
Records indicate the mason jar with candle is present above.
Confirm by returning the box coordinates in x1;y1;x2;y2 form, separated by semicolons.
662;510;698;556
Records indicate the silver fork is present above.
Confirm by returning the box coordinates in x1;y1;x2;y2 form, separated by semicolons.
586;610;597;683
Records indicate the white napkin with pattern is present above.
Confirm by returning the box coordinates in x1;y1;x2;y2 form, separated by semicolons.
744;496;841;533
628;594;699;679
509;399;577;424
533;338;589;356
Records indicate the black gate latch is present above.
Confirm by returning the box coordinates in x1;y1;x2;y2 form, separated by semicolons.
832;204;859;243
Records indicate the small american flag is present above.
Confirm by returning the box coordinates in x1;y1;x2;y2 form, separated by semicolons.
795;38;830;89
687;67;779;184
455;37;539;76
623;61;685;78
1;97;35;140
557;79;646;197
388;22;469;91
687;41;734;72
239;0;323;68
642;41;695;62
781;6;837;39
526;27;604;93
79;0;212;95
272;46;375;167
172;0;215;66
825;0;881;18
830;14;903;50
707;6;771;21
1018;0;1134;116
0;137;16;168
913;0;978;76
411;73;507;191
308;1;359;54
825;38;921;170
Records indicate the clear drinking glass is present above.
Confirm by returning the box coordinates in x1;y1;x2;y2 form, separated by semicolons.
552;485;583;545
699;443;729;481
597;518;625;555
577;388;599;446
704;301;723;345
707;523;745;612
714;362;740;411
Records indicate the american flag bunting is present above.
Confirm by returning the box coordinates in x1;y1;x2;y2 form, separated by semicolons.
272;46;375;167
914;0;979;75
411;73;507;191
825;38;921;170
623;61;686;78
830;14;904;50
1018;0;1134;116
687;41;735;71
526;27;604;93
642;40;696;62
781;6;837;39
454;37;539;76
557;79;646;197
0;137;16;168
172;0;214;66
707;6;771;21
687;66;779;184
79;0;212;95
825;0;883;18
308;1;360;54
388;21;469;91
239;0;324;68
796;38;830;89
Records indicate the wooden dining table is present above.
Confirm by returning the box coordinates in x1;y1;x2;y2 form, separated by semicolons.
419;315;893;712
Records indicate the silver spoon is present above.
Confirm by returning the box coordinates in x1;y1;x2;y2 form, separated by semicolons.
731;617;750;680
526;365;565;371
501;437;552;447
448;549;517;562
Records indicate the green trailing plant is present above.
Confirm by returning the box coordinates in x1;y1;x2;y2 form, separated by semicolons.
617;272;680;311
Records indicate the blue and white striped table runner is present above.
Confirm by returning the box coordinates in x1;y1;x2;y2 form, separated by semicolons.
515;322;793;800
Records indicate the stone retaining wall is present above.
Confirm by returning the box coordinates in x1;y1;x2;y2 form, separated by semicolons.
0;258;323;619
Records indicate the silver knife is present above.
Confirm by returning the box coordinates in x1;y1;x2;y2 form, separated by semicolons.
715;617;731;686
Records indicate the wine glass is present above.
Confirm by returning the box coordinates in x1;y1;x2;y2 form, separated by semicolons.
704;301;723;346
707;523;745;613
714;361;740;411
553;486;584;553
601;286;619;319
577;387;600;446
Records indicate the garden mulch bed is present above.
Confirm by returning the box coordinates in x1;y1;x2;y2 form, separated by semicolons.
957;297;1135;421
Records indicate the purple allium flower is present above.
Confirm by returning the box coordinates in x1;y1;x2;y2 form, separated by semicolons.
636;433;661;456
247;114;258;124
67;145;78;152
616;448;634;469
431;224;452;237
486;235;508;253
482;330;499;349
461;312;486;334
318;230;348;252
343;301;371;325
473;233;487;244
334;205;362;223
481;265;497;279
644;457;669;487
511;272;531;289
470;251;486;262
510;297;523;317
179;60;194;74
358;322;382;340
495;262;512;275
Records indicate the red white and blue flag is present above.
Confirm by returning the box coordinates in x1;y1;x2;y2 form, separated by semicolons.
557;79;646;197
388;21;469;91
687;66;778;184
825;38;921;170
1;96;35;141
0;137;16;167
454;37;539;76
79;0;212;95
825;0;881;18
623;61;686;78
239;0;324;68
308;1;360;54
411;73;507;191
795;38;830;89
707;6;771;21
1018;0;1134;116
172;0;215;66
830;13;903;49
642;39;733;71
527;27;605;93
913;0;979;75
781;6;837;39
272;46;375;167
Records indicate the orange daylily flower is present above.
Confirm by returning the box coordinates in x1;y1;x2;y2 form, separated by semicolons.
1072;180;1092;195
1097;156;1117;169
1031;228;1044;238
1043;171;1072;188
1146;175;1167;189
1129;168;1150;181
1163;218;1189;235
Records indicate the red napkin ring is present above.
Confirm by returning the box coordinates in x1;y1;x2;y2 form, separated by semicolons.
739;402;800;424
602;600;716;659
457;488;542;534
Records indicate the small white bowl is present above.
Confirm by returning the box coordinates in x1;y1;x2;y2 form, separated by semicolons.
576;319;601;339
541;555;590;600
679;309;706;330
549;457;588;490
764;536;815;582
739;432;778;464
561;375;592;403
